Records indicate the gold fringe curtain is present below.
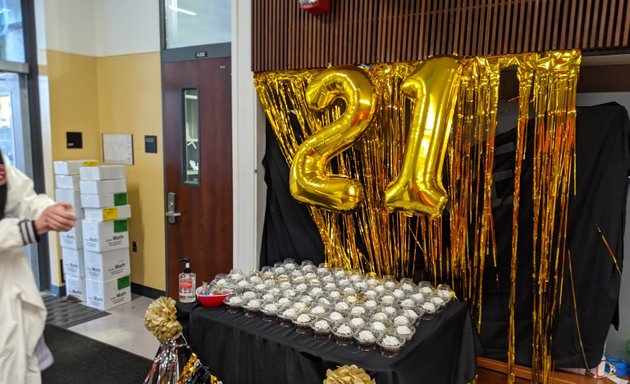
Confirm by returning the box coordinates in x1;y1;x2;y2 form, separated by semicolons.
254;50;581;382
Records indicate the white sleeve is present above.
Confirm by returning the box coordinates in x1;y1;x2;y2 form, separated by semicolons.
0;157;54;251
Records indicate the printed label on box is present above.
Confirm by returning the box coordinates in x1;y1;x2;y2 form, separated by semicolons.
83;161;98;166
84;249;130;280
103;208;118;221
114;193;128;206
118;275;130;290
114;220;128;232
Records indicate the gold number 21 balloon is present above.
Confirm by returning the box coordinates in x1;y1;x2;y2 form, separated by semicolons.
385;56;462;217
289;69;377;212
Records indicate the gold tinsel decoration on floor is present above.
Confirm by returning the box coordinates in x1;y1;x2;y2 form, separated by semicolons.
323;365;376;384
255;50;581;383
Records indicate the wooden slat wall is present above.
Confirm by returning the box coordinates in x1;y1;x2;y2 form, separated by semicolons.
252;0;630;72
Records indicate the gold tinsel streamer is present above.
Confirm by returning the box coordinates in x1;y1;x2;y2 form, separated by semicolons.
144;296;183;343
255;50;581;383
323;365;376;384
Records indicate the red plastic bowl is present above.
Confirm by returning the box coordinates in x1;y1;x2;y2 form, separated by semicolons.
196;288;229;308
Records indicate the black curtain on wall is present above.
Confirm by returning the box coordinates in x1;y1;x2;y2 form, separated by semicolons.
259;103;630;368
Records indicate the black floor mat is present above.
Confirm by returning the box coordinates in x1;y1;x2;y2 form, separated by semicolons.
41;324;151;384
43;293;110;328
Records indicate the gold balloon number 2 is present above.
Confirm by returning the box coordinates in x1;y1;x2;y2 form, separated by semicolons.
290;57;462;217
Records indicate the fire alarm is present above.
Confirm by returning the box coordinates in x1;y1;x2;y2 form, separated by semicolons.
299;0;330;15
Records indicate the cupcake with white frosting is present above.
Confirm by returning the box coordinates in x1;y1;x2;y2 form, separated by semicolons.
224;295;243;311
393;315;410;327
350;306;367;317
392;289;405;299
332;321;354;345
329;311;345;323
395;324;415;344
261;303;279;320
242;291;257;300
382;306;397;318
370;321;388;333
277;297;292;307
371;312;388;322
421;301;437;315
402;309;420;324
245;299;261;315
378;334;403;357
318;297;332;306
400;298;416;310
364;300;378;311
349;317;366;330
334;301;350;314
294;313;313;333
311;319;332;340
310;305;328;317
354;328;378;351
279;307;298;326
381;295;396;306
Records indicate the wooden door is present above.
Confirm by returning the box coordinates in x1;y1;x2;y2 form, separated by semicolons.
163;57;233;298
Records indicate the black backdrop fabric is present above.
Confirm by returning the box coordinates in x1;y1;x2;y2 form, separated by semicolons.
260;122;325;267
260;103;630;368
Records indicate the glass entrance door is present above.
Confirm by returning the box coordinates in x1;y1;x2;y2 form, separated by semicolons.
0;70;40;284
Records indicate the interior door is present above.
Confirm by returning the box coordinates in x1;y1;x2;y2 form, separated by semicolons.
163;56;233;298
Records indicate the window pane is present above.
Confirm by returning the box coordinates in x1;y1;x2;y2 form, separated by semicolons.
183;88;199;185
0;0;24;62
165;0;231;49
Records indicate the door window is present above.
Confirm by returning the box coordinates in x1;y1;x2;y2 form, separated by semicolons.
182;88;200;185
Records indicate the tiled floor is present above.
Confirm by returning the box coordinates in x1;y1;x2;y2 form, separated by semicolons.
68;294;159;360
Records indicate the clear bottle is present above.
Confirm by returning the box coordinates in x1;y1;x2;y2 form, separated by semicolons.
178;258;196;303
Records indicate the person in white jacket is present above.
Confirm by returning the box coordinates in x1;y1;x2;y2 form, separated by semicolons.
0;150;76;384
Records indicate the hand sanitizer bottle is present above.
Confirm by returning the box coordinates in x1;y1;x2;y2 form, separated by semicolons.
178;258;196;303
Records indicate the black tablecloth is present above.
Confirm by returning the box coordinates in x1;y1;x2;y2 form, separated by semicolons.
188;302;477;384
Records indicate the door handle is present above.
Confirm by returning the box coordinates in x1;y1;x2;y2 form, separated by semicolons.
166;192;182;224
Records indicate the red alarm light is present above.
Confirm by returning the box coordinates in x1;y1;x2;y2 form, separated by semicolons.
299;0;330;15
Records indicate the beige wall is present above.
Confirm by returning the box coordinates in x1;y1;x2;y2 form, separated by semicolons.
45;49;165;291
96;52;165;290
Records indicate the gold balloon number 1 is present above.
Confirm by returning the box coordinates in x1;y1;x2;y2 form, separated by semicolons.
385;57;461;217
290;57;462;217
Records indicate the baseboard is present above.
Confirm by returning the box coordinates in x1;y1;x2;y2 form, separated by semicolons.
476;357;600;384
131;283;165;299
50;284;66;297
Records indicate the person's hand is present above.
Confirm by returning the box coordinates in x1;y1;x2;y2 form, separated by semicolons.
35;203;77;235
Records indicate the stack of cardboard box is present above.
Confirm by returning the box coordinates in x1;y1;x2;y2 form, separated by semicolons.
53;159;97;301
79;165;132;310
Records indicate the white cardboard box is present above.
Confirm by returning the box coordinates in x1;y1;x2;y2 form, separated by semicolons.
82;220;129;252
55;188;83;218
79;179;127;195
81;193;128;208
84;249;130;280
55;174;80;189
61;247;84;277
59;219;83;249
80;165;126;181
83;205;131;222
65;274;86;301
54;160;98;175
85;275;131;311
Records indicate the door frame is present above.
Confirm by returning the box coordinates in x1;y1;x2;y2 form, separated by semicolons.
160;42;232;296
159;1;266;293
